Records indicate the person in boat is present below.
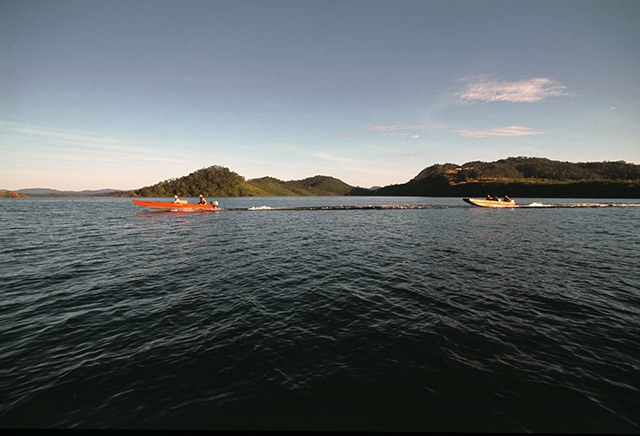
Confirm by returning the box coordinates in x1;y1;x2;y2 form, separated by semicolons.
198;195;207;205
503;195;511;202
486;195;498;201
173;195;189;204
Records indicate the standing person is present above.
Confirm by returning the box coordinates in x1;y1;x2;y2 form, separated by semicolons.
198;195;207;205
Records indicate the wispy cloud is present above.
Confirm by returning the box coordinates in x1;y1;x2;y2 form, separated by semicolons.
457;77;568;103
365;124;445;133
456;125;544;138
396;150;444;157
0;120;132;150
0;120;187;163
340;123;445;137
312;152;375;165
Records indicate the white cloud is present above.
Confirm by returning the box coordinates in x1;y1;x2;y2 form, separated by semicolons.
457;77;568;103
456;125;544;138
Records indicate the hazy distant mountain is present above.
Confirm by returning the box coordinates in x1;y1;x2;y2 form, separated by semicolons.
11;188;124;196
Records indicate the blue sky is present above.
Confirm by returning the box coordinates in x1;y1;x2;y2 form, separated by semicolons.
1;0;639;190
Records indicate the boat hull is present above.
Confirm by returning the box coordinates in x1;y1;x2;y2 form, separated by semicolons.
463;198;516;208
132;199;220;211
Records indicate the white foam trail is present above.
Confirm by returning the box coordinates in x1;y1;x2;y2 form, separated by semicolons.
526;202;640;208
248;206;275;210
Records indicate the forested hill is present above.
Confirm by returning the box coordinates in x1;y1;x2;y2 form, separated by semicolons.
9;158;638;198
373;157;640;198
248;175;355;196
118;157;640;198
133;166;360;197
135;166;266;197
413;157;640;181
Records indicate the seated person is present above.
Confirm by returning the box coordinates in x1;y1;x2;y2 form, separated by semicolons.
173;195;187;204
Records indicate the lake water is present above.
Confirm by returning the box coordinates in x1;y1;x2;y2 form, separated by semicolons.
1;196;639;432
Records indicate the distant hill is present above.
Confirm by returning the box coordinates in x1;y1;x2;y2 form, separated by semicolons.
0;188;124;197
371;157;640;198
249;175;355;196
0;190;26;198
134;166;362;197
135;166;268;197
133;166;359;197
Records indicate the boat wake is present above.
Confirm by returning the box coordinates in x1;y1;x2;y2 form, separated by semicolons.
137;202;639;213
244;204;450;211
238;202;640;211
522;202;640;208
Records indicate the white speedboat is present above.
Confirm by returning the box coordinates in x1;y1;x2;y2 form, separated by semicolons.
463;198;516;208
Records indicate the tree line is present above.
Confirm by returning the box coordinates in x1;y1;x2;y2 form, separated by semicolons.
128;157;640;198
450;157;640;182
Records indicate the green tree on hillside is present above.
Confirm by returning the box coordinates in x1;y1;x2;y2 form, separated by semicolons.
136;166;256;197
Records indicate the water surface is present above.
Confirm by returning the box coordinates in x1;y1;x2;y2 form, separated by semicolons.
1;197;638;432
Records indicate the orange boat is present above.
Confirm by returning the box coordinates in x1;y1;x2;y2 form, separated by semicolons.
132;199;220;211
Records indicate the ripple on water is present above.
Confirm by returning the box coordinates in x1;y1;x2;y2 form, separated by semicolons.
0;198;639;431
